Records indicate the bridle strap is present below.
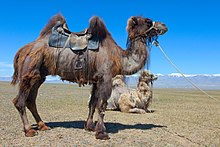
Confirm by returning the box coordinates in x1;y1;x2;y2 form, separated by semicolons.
130;21;156;40
144;21;156;34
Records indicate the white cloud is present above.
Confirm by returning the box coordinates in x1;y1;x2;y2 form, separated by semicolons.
0;62;13;68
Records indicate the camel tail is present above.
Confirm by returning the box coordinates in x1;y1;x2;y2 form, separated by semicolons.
88;16;109;41
11;53;19;85
11;71;18;86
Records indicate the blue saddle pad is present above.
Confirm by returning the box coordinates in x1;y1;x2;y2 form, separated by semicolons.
88;36;99;50
48;21;99;51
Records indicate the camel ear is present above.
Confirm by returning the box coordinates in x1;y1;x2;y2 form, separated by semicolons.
131;17;138;26
127;16;138;30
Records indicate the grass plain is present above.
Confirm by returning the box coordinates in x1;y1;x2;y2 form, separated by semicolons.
0;81;220;146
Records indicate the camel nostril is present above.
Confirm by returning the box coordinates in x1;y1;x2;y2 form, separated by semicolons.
158;27;168;35
163;26;168;33
157;23;168;34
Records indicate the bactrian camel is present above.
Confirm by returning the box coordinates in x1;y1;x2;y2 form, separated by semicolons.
11;14;167;139
107;70;158;113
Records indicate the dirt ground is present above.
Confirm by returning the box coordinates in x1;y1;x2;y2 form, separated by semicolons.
0;81;220;146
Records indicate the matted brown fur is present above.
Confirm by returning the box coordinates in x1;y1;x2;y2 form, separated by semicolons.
11;13;167;140
11;14;65;85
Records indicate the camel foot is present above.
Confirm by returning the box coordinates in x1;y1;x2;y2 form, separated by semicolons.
38;121;51;131
139;110;146;114
25;129;38;137
128;108;146;114
95;132;110;140
146;109;155;113
84;121;95;132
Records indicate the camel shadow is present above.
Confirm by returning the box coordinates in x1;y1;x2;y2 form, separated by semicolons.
45;121;166;134
105;122;166;133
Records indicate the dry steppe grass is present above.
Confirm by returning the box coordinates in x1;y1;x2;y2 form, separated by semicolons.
0;81;219;146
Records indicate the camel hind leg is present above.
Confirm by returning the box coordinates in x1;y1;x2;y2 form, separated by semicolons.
119;102;146;114
13;74;39;137
118;94;146;114
85;83;98;132
26;76;50;131
13;71;48;137
118;93;135;113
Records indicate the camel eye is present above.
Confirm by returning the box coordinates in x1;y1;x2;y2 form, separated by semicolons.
148;21;153;27
145;19;153;27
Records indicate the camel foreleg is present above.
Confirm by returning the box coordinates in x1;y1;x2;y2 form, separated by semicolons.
94;75;112;140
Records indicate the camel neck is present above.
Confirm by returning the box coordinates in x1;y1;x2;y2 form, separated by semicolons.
121;37;148;75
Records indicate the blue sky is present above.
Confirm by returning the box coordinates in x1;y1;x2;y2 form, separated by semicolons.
0;0;219;77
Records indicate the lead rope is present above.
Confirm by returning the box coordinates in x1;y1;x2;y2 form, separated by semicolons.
152;41;220;103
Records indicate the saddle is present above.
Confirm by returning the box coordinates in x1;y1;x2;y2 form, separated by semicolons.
48;21;99;51
48;21;99;70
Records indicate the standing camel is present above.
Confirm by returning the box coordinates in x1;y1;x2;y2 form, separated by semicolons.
11;14;167;140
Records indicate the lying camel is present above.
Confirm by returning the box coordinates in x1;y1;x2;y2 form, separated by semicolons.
107;70;157;114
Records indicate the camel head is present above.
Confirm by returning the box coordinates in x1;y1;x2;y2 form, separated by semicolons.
126;16;168;39
139;70;158;85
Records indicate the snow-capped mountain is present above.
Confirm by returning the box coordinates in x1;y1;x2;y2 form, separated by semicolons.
126;73;220;90
0;76;12;82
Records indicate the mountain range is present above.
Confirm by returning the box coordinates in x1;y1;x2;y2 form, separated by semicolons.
126;73;220;90
1;73;220;90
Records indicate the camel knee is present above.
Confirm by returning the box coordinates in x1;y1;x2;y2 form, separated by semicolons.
97;99;108;112
12;96;26;113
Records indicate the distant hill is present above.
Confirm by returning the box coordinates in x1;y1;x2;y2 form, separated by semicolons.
0;76;64;84
126;73;220;90
1;73;220;90
0;77;12;82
